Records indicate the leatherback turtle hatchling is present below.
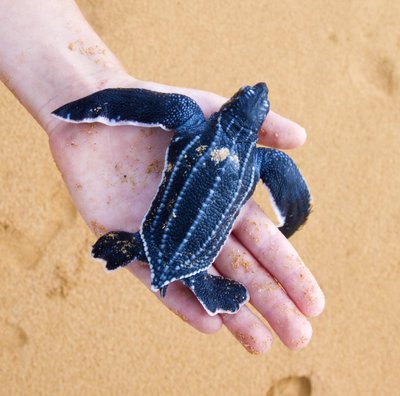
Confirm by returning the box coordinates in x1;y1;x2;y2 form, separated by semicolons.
52;82;311;315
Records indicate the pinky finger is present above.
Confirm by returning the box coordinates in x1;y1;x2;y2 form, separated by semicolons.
221;308;273;355
207;267;273;355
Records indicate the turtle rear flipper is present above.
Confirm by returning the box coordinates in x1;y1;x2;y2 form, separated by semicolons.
92;231;147;271
181;272;249;315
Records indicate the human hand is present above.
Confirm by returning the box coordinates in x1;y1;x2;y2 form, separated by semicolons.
48;77;325;355
0;0;323;355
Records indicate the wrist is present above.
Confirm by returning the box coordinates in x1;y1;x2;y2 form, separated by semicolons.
0;0;132;134
42;62;132;135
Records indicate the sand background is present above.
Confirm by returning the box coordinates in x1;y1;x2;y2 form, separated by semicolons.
1;0;399;395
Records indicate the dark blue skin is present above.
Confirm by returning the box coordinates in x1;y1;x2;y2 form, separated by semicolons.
52;83;311;315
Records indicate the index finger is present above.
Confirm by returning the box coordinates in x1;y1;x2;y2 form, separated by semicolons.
192;91;307;149
259;111;307;149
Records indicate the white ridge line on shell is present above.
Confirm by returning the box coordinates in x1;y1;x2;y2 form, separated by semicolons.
196;160;257;272
156;136;218;254
147;134;202;239
172;118;254;266
164;114;233;263
197;140;255;255
167;165;226;263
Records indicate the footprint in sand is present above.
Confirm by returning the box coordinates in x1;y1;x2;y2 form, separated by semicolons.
0;221;43;269
266;376;312;396
45;232;89;299
349;50;398;97
0;187;79;271
46;264;79;299
0;321;28;351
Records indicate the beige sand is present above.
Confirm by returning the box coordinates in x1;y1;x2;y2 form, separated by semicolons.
1;0;399;395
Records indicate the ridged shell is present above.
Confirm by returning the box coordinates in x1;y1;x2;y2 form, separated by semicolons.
141;115;258;288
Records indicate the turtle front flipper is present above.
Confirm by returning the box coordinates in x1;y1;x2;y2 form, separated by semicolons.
181;272;249;316
92;231;147;271
52;88;205;133
256;148;311;238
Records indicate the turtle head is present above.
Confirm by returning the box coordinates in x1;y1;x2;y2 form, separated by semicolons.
219;82;270;141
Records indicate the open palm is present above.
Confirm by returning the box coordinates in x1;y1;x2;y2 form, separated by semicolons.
48;78;324;354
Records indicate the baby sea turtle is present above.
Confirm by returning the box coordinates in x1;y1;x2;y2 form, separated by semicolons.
52;82;311;315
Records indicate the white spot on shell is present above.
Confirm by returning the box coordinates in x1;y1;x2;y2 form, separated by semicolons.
211;147;230;163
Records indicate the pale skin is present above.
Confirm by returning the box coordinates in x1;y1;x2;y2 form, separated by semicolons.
0;0;324;354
